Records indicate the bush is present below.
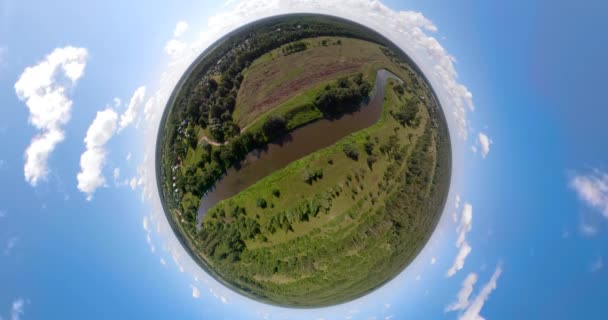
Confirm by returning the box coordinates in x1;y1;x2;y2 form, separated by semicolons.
303;168;324;184
272;189;281;198
364;141;375;155
256;198;267;209
367;155;378;169
343;143;359;161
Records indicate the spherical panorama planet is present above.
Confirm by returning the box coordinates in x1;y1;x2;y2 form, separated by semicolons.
156;13;451;308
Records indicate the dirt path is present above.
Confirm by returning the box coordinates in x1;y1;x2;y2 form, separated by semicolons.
198;122;254;147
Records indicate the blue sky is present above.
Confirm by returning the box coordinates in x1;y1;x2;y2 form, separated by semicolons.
1;0;607;319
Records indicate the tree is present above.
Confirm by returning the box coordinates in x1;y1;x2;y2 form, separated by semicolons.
262;115;287;140
257;198;267;209
272;188;281;198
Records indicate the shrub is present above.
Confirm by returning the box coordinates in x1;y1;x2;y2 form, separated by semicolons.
256;198;267;209
343;143;359;161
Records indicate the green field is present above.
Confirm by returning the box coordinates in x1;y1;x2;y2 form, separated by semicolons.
234;36;405;128
156;14;451;308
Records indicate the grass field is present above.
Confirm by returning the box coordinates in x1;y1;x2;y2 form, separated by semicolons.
192;78;445;306
233;36;413;129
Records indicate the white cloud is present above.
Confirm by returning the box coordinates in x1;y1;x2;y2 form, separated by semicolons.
478;132;492;159
119;86;146;130
14;46;88;186
113;167;120;180
174;21;189;37
459;265;502;320
143;215;150;232
10;298;25;320
457;204;473;247
431;257;436;265
580;221;599;236
165;39;187;58
113;97;122;108
77;108;118;200
570;170;608;218
191;284;201;298
591;256;603;272
446;273;477;312
448;203;473;277
4;237;19;255
447;242;471;277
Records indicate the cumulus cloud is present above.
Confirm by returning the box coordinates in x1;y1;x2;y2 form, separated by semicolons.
77;108;118;200
119;86;146;130
478;132;492;159
174;21;189;37
446;273;477;312
14;46;88;186
570;169;608;218
459;265;502;320
447;203;473;277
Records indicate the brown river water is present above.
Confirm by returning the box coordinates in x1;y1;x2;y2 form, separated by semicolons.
197;69;401;221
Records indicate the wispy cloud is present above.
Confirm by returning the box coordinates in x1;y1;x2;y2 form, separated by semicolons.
446;273;477;312
570;169;608;218
591;256;603;272
14;46;88;186
448;203;473;277
459;265;502;320
4;237;19;255
10;298;25;320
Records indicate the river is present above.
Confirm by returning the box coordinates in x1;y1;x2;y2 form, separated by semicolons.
197;69;402;221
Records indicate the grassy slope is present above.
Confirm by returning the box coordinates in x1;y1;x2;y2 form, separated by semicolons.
233;36;411;129
201;78;438;306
